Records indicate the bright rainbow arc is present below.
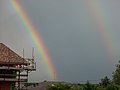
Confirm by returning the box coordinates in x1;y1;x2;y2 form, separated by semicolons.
7;0;57;80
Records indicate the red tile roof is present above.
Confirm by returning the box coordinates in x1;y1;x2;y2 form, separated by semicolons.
0;43;27;64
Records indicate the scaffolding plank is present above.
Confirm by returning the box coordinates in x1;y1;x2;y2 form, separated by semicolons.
0;78;27;82
0;74;28;77
0;66;36;70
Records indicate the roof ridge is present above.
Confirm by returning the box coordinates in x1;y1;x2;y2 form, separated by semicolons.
0;43;26;64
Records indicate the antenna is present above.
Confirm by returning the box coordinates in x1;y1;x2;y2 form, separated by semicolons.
23;48;24;58
32;47;34;59
31;47;35;69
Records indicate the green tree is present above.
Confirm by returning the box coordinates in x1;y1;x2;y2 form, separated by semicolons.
113;60;120;85
106;84;119;90
83;81;97;90
100;76;110;87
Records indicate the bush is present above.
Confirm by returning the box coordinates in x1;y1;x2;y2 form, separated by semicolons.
83;81;97;90
106;84;119;90
46;83;72;90
96;86;105;90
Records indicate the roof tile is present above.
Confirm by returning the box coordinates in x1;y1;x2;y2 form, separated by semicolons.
0;43;26;64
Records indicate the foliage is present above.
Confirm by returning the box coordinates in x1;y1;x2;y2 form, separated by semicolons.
106;84;119;90
100;76;110;87
83;81;97;90
46;82;120;90
113;60;120;85
96;86;105;90
46;83;73;90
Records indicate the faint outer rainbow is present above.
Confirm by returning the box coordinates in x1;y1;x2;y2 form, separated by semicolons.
84;0;116;59
7;0;57;80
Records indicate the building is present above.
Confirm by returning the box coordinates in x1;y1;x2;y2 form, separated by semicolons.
0;43;36;90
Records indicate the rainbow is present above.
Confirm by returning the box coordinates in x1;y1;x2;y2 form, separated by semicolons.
4;0;57;80
84;0;116;59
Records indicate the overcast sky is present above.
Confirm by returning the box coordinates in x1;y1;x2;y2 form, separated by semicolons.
0;0;120;83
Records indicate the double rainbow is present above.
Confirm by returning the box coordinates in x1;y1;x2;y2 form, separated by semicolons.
5;0;57;80
4;0;117;80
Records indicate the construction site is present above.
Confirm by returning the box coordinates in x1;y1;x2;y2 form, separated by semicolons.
0;43;36;90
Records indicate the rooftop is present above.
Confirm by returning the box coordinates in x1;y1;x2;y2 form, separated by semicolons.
0;43;27;65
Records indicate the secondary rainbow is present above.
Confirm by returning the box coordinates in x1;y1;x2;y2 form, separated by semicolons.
5;0;57;80
84;0;116;59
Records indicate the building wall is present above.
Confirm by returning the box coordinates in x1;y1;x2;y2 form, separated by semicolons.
0;82;11;90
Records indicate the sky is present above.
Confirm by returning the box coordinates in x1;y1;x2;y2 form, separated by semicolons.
0;0;120;83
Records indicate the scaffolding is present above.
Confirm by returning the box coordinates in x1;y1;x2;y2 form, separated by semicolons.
0;43;36;90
